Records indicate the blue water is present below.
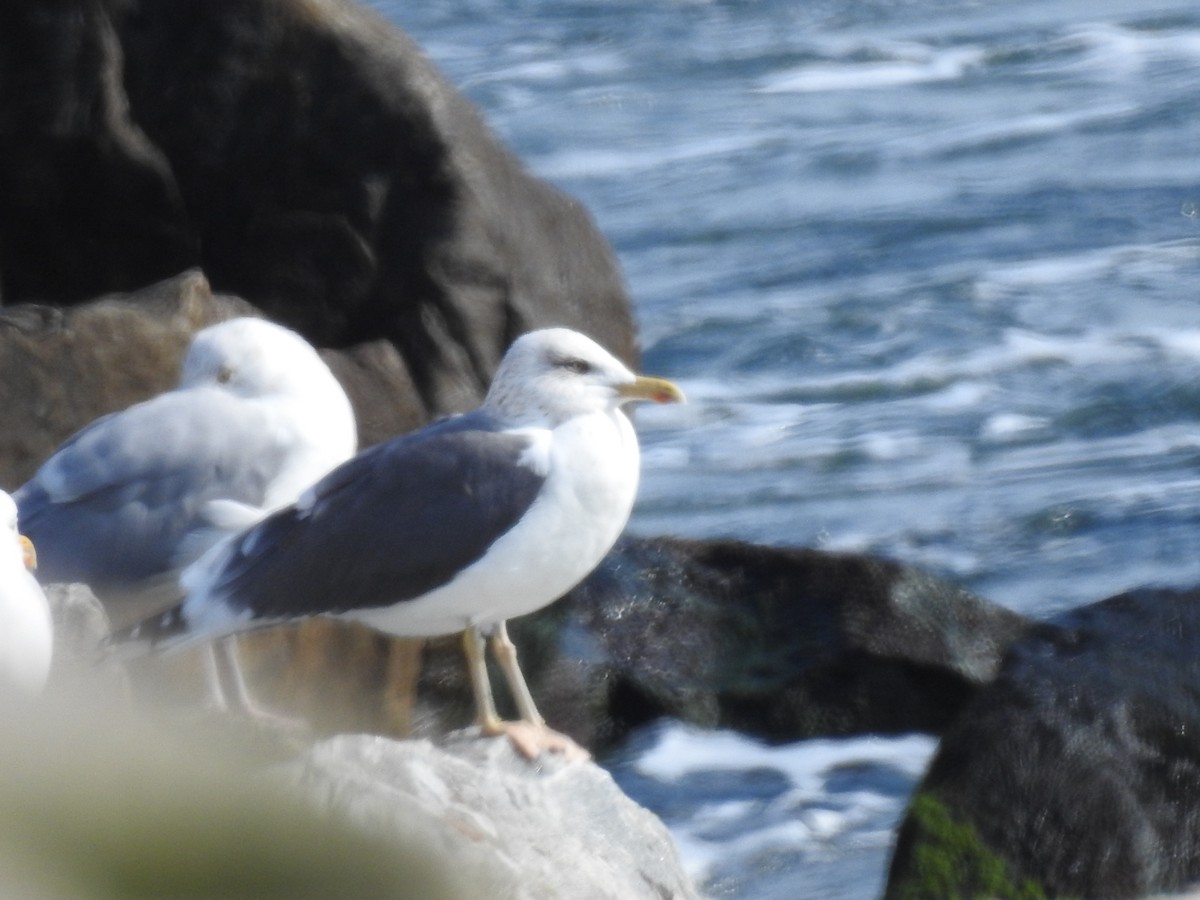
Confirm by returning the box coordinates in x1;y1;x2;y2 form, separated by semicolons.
369;1;1200;896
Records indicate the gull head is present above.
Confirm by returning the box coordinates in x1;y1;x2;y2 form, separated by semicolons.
179;317;338;399
483;328;684;426
0;490;35;572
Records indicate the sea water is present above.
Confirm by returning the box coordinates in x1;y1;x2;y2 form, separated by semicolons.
368;0;1200;895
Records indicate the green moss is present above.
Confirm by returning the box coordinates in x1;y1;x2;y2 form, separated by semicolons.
890;793;1051;900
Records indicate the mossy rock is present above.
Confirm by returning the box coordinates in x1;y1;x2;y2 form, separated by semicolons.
887;793;1052;900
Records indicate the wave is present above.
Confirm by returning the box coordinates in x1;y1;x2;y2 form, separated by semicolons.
975;240;1200;294
533;132;763;180
624;722;936;885
758;43;985;93
755;19;1200;99
1055;22;1200;75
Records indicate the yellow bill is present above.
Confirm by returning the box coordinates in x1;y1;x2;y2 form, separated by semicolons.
617;375;686;405
19;535;37;572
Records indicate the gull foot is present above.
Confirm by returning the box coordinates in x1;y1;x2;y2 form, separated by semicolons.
485;720;591;762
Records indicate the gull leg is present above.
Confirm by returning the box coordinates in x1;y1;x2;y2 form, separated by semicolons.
201;642;230;710
214;637;256;712
488;620;544;726
212;636;310;735
463;625;503;734
486;621;589;762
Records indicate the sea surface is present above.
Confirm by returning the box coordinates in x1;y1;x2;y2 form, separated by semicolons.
369;0;1200;895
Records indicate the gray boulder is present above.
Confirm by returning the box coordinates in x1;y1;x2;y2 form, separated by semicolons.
284;732;700;900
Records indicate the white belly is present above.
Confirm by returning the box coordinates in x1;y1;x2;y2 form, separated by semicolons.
347;410;640;637
0;572;52;694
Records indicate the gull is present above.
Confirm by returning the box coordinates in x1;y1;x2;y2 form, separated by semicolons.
15;317;356;712
0;490;52;694
119;328;684;757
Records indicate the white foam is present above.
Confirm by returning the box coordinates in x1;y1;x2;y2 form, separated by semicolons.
922;381;995;411
977;240;1199;293
759;45;985;93
458;47;629;87
633;724;937;882
980;413;1051;444
758;328;1133;401
533;132;761;181
1143;328;1200;361
1059;23;1200;75
636;723;934;789
857;430;924;462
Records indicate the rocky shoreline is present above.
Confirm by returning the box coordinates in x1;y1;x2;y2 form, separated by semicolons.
4;1;1200;897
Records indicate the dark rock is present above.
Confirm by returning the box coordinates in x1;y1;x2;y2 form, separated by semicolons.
885;586;1200;900
519;536;1031;749
0;0;196;304
284;732;700;899
0;0;635;418
231;536;1030;755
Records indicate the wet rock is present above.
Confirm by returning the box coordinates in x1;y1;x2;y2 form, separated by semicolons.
518;536;1031;749
0;0;635;419
284;731;700;900
885;586;1200;900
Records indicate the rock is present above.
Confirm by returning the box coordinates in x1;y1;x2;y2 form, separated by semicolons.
43;583;130;702
518;536;1031;748
884;586;1200;900
0;0;635;418
230;536;1030;754
0;697;459;898
0;0;196;304
283;731;700;900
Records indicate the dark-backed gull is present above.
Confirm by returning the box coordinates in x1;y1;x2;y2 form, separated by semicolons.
121;327;684;757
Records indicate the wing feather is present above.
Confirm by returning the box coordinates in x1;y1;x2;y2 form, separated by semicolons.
192;415;546;621
15;389;287;585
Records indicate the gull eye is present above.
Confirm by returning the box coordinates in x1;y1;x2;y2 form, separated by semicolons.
216;366;234;384
559;357;593;375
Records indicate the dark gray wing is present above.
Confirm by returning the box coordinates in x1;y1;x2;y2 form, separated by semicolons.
15;389;286;586
197;412;546;620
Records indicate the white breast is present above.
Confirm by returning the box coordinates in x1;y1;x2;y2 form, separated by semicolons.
348;408;640;637
257;393;357;512
0;568;53;694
